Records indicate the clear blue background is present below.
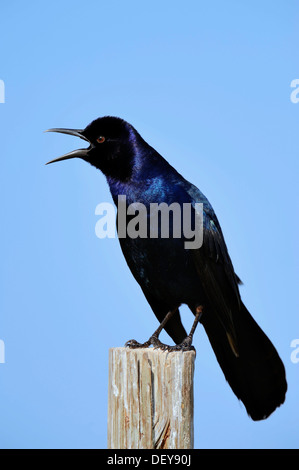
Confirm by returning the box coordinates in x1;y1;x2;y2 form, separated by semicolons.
0;0;298;449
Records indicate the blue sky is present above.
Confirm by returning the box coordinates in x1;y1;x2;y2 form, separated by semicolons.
0;0;298;449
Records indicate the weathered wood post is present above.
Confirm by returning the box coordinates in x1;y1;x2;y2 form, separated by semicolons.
107;347;195;449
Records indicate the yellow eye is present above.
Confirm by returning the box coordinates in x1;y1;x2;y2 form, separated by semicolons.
97;136;105;143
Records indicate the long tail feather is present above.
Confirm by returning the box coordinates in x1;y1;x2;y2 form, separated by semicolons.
201;301;287;420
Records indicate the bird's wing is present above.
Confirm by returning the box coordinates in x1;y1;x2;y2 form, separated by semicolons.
186;183;241;355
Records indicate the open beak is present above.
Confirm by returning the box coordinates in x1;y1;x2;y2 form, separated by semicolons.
45;128;90;165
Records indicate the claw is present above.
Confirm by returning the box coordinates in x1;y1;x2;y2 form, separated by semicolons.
125;335;195;352
125;339;151;349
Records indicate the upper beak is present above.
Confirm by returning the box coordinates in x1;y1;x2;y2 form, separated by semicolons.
45;128;90;165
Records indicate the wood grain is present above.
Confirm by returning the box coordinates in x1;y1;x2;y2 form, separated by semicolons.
107;347;195;449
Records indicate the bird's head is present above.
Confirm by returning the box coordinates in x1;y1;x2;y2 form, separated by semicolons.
45;116;140;180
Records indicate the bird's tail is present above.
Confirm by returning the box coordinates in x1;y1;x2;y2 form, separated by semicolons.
201;301;287;420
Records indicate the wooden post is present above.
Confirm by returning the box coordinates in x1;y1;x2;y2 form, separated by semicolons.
107;347;195;449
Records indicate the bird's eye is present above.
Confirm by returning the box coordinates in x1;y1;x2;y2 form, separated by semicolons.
97;136;105;143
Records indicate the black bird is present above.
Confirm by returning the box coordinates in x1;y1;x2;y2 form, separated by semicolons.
46;116;287;420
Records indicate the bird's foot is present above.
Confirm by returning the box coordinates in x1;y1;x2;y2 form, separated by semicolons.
163;336;195;352
125;339;151;349
125;335;166;349
125;335;195;352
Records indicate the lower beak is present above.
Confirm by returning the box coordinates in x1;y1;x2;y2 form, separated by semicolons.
45;128;90;165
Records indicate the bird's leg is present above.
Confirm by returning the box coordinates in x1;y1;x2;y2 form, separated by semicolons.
125;308;179;350
163;305;203;352
125;306;203;351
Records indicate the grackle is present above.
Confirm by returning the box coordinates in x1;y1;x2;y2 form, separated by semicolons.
46;116;287;420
